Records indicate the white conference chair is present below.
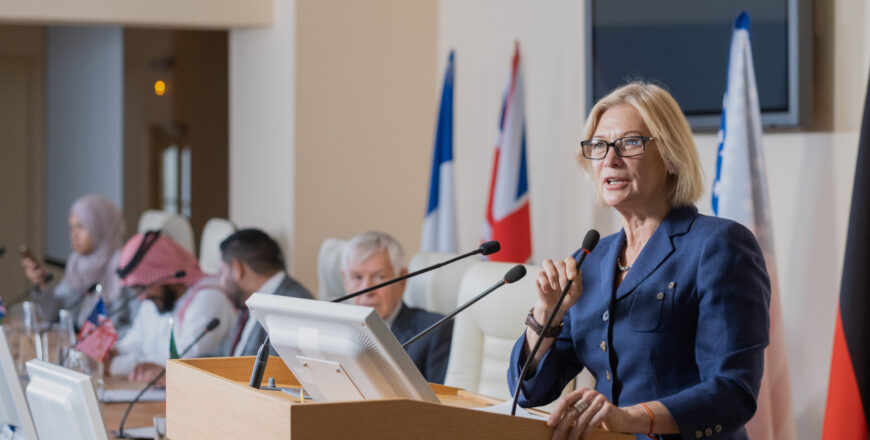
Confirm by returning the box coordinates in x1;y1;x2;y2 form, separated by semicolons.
403;251;478;315
443;261;540;400
443;261;593;407
198;218;237;275
317;238;348;301
137;210;196;256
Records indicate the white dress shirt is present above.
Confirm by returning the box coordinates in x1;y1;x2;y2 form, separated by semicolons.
382;301;403;328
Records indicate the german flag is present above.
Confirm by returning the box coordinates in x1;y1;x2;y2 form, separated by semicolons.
822;74;870;439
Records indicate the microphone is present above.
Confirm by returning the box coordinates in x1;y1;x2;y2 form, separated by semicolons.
249;336;271;389
117;317;220;438
331;241;500;303
247;241;502;389
107;270;187;318
510;230;599;416
0;245;5;257
402;264;526;349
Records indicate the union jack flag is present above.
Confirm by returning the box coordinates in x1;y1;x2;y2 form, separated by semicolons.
483;42;532;263
76;297;118;362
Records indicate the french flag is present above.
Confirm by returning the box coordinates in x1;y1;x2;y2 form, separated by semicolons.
483;43;531;263
421;50;458;253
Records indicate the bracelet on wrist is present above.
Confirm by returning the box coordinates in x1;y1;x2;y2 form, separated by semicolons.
639;402;655;439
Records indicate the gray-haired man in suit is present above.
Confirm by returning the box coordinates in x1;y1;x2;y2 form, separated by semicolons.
218;228;313;356
341;231;453;384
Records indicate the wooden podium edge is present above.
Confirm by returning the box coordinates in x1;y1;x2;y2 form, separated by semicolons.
165;356;632;440
166;357;296;439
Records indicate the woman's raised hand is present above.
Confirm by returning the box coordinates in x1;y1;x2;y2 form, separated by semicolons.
533;257;583;326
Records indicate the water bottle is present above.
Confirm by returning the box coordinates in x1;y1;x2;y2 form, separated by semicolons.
15;301;44;377
57;309;76;366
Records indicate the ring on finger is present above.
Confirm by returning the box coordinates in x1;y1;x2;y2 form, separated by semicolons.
573;399;590;414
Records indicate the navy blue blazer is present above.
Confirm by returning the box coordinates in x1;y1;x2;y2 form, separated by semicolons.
508;206;770;440
391;303;453;384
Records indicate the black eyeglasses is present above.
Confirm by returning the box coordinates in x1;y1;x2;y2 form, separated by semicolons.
580;136;654;160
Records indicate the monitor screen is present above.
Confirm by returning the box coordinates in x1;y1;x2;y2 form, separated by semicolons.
0;326;37;440
25;360;107;440
587;0;811;128
246;294;439;404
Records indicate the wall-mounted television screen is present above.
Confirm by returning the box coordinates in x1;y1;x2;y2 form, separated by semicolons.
586;0;812;130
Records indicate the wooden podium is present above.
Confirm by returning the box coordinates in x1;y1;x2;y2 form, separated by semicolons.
166;356;632;440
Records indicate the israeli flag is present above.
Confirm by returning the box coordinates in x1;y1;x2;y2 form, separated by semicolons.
713;12;769;231
421;51;458;253
712;12;797;440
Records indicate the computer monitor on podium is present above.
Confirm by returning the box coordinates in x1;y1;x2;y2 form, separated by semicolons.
0;326;38;440
24;360;107;440
246;294;439;404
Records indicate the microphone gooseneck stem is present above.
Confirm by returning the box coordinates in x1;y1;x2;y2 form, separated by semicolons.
510;242;596;416
510;276;575;416
402;280;506;349
249;336;271;389
117;322;215;438
402;264;524;350
117;368;166;438
246;242;499;390
331;248;484;304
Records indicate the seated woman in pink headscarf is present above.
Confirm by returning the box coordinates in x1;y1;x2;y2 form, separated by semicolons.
106;232;237;384
21;194;125;328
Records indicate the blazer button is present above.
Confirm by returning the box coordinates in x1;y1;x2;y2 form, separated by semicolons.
605;370;611;381
599;340;607;352
715;424;722;433
695;430;703;439
656;292;665;300
705;428;713;437
668;281;675;289
602;310;609;321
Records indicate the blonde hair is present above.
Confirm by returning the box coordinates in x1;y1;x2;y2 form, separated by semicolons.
578;82;704;207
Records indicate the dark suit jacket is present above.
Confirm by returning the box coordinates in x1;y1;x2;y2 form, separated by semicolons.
508;205;770;440
223;273;314;356
390;303;453;384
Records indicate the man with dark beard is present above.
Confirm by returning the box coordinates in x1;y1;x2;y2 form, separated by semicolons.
218;229;313;356
107;233;237;384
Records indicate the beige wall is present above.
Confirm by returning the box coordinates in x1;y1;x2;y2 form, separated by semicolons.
229;0;297;265
293;0;438;291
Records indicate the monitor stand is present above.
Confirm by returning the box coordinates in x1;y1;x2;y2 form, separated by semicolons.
294;356;363;401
